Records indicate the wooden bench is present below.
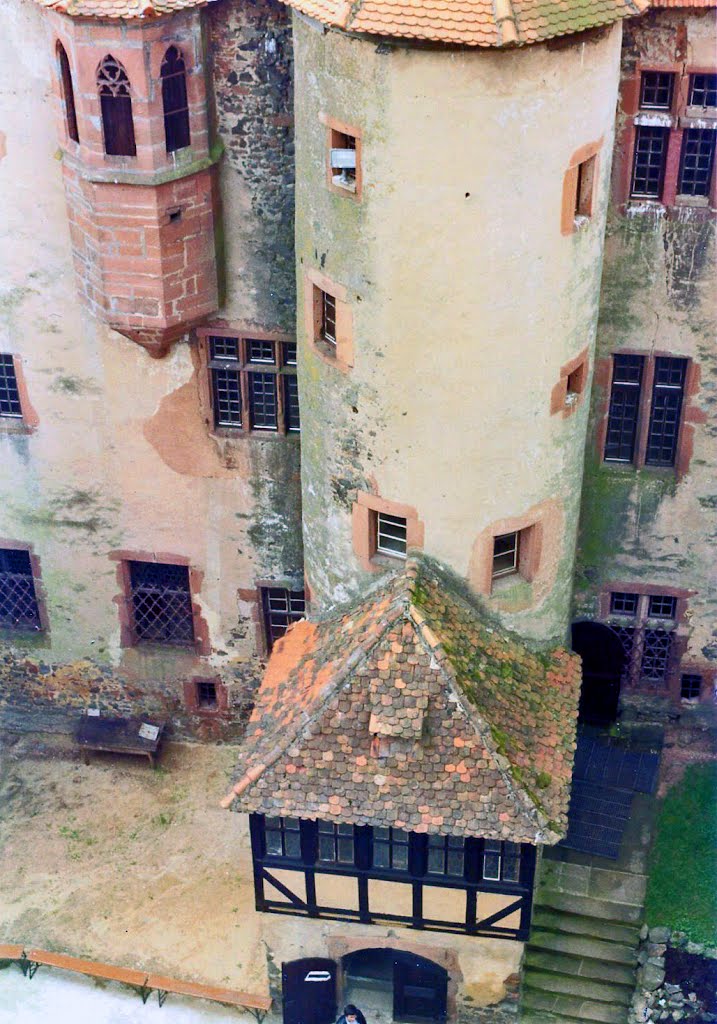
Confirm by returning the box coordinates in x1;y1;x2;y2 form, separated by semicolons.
12;946;272;1019
77;716;166;768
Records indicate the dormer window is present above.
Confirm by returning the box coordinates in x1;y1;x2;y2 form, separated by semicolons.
97;55;136;157
161;46;191;153
57;42;79;143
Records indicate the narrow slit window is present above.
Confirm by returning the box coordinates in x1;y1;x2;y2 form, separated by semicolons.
329;128;357;191
57;42;79;143
0;549;42;631
321;291;337;347
283;375;301;433
677;129;716;198
0;354;23;418
631;126;669;199
492;532;519;579
604;354;645;463
97;55;136;157
376;512;407;558
575;155;597;219
161;46;191;153
645;357;687;467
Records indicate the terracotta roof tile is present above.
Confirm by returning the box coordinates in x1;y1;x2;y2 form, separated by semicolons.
32;0;217;17
224;557;581;843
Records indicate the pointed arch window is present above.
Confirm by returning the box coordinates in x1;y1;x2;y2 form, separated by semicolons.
57;43;79;143
97;55;136;157
161;46;190;153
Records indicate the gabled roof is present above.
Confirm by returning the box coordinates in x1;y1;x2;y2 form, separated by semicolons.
222;558;581;844
33;0;651;45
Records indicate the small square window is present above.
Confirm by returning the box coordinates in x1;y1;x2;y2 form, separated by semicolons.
376;512;407;559
196;681;217;708
492;532;519;579
247;338;276;364
648;594;677;619
264;816;302;859
610;592;639;616
330;128;357;192
640;72;675;111
680;674;702;700
689;74;717;109
575;155;597;220
0;354;23;418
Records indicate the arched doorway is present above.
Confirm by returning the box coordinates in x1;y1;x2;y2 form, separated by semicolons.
342;948;448;1024
572;620;626;726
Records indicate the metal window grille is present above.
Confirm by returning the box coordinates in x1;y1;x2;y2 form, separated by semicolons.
376;512;408;558
248;372;278;431
318;822;355;864
647;594;677;619
128;560;194;646
262;587;306;651
0;354;22;418
321;291;337;346
161;46;190;153
482;840;520;883
678;128;716;197
631;126;669;199
0;549;41;630
613;625;636;673
372;827;409;871
97;55;136;157
680;674;702;700
640;629;673;685
247;338;275;364
264;816;301;858
640;72;675;110
689;74;717;108
604;354;645;463
57;43;79;143
196;681;217;708
610;592;639;616
427;835;465;877
492;532;519;578
283;375;301;433
645;357;686;467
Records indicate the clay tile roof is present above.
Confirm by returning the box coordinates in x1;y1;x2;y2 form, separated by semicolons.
650;0;715;6
223;557;582;844
279;0;650;48
32;0;217;18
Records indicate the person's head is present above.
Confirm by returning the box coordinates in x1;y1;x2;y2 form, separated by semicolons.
344;1006;359;1023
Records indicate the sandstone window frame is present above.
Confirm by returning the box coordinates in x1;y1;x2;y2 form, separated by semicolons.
304;269;354;372
561;139;602;235
618;63;717;210
161;45;191;154
352;493;424;573
197;327;299;439
600;351;694;473
321;113;362;200
183;676;229;717
550;347;590;419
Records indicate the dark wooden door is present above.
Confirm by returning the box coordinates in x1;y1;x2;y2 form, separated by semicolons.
393;953;447;1022
282;958;336;1024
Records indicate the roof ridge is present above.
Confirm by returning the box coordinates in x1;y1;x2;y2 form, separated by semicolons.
221;592;409;809
493;0;520;45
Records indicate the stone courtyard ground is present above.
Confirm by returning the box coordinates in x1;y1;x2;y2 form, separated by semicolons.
0;733;268;1015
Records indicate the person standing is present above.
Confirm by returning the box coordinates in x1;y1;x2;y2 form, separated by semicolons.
336;1004;367;1024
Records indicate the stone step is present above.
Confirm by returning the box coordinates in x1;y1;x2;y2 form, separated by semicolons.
528;929;637;965
539;861;648;905
532;908;640;945
522;969;632;1006
537;889;643;924
521;986;630;1023
524;949;636;987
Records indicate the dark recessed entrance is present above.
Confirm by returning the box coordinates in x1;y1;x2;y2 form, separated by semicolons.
343;948;448;1024
572;620;626;726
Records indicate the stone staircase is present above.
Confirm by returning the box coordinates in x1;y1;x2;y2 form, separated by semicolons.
520;852;648;1024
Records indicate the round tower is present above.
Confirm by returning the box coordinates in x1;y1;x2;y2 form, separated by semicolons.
293;8;627;644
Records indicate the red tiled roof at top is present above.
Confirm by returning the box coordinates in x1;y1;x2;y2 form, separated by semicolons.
222;558;582;844
31;0;217;17
650;0;715;6
281;0;650;48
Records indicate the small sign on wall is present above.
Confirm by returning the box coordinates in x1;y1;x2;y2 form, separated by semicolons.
138;723;159;741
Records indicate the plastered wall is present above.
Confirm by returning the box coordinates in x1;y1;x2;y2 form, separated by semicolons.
293;16;623;645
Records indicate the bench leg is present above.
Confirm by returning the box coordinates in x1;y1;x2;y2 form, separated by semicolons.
157;989;168;1008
